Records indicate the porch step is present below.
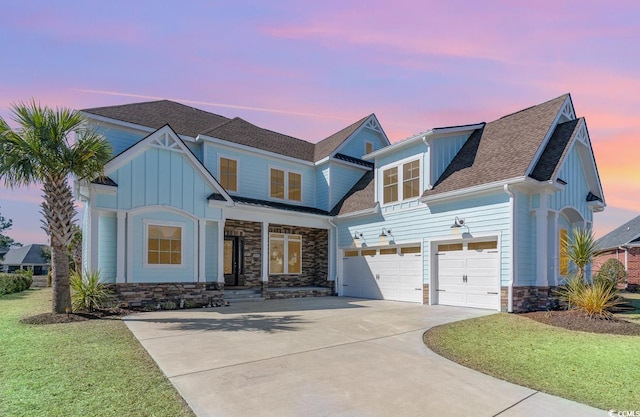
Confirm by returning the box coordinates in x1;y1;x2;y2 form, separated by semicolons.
224;288;265;303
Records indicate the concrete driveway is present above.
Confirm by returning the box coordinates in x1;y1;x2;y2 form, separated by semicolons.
124;297;605;417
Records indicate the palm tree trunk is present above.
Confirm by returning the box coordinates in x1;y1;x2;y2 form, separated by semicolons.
41;176;76;313
51;243;71;313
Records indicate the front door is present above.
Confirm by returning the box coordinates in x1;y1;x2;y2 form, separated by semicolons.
224;236;244;286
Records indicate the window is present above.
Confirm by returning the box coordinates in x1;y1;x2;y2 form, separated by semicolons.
400;246;421;254
365;141;374;154
559;229;568;275
403;160;420;199
361;249;376;256
438;243;463;252
468;241;498;251
270;168;302;202
269;233;302;274
219;157;238;192
383;167;398;204
270;169;285;199
382;159;420;204
288;172;301;201
344;250;359;257
147;224;182;265
380;248;397;255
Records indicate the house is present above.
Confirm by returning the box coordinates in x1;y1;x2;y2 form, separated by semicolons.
77;93;605;312
1;244;50;275
594;215;640;290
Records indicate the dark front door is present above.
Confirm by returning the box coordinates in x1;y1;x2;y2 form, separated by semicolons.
224;236;244;286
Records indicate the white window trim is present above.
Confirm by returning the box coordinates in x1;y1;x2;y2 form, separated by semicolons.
379;156;423;206
269;233;302;275
143;219;186;268
268;165;304;203
218;154;239;193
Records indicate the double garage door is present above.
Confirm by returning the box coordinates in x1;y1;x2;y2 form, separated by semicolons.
342;245;423;303
435;240;500;309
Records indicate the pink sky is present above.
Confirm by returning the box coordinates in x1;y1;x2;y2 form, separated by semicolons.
1;0;639;244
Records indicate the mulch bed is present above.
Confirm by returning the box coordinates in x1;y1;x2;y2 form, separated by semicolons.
521;309;640;336
20;308;133;325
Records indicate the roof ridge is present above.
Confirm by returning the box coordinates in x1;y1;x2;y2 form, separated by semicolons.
498;93;570;121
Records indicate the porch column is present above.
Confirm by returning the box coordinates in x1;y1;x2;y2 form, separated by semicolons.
198;219;206;282
261;222;269;282
217;219;225;284
328;227;335;281
116;212;126;283
89;207;99;273
549;211;559;286
535;208;548;287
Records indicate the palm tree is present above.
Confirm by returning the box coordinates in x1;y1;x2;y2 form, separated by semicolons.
0;101;111;313
565;227;599;282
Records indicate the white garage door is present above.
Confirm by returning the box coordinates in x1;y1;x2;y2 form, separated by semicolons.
341;246;423;303
435;240;500;309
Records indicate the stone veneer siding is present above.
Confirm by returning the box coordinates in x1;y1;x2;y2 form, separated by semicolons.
267;224;330;288
594;247;640;291
423;284;429;304
224;219;263;288
109;282;223;308
266;286;334;299
500;286;565;312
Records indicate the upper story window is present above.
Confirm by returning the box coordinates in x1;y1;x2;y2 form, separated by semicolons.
382;159;421;204
219;157;238;192
270;168;302;202
365;141;374;154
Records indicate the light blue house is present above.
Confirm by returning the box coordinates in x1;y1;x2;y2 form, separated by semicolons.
77;94;604;311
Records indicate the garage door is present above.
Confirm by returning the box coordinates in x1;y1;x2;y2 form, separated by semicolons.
341;246;423;303
435;240;499;309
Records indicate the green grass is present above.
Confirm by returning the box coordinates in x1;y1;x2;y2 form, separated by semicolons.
616;292;640;324
0;288;194;417
425;313;640;410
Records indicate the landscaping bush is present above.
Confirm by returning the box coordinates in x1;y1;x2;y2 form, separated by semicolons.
0;271;33;296
70;270;113;312
595;258;626;290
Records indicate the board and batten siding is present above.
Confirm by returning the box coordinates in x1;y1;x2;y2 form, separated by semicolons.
515;192;537;285
429;133;471;185
338;127;386;159
96;125;146;157
549;145;593;224
96;147;221;220
315;164;330;211
97;213;117;282
203;143;316;206
338;192;511;287
330;163;367;211
130;210;196;283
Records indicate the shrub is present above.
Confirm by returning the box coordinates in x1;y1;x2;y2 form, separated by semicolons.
70;270;113;312
556;274;623;319
0;271;33;296
161;301;177;310
595;258;626;290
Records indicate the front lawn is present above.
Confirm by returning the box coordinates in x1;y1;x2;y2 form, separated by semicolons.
424;313;640;410
0;288;194;417
616;292;640;324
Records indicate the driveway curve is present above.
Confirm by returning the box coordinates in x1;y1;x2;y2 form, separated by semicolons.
124;297;605;417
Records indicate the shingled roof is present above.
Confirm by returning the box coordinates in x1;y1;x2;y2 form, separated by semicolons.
314;115;370;161
330;171;376;216
203;117;316;161
83;101;376;163
530;118;582;181
596;215;640;250
83;100;230;137
1;244;49;266
423;94;569;197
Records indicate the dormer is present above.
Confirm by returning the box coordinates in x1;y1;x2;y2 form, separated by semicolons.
364;123;483;209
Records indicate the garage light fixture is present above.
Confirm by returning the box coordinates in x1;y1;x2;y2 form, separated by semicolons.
353;231;363;240
379;228;392;238
451;217;465;228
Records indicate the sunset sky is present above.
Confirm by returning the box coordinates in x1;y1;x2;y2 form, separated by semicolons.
1;0;639;244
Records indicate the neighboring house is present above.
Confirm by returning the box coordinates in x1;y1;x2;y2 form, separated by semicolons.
1;244;50;275
77;93;605;312
594;215;640;290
